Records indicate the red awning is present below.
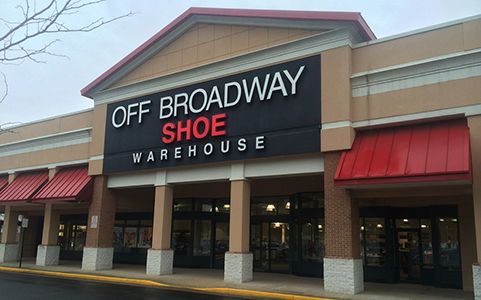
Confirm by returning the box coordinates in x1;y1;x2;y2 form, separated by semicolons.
334;119;471;186
32;167;93;202
0;172;48;202
0;177;8;191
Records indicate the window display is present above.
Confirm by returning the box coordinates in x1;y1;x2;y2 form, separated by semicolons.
363;218;386;266
138;227;153;248
438;218;460;268
123;227;138;248
113;226;124;251
301;218;324;262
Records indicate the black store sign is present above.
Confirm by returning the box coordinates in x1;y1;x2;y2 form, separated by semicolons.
104;55;321;173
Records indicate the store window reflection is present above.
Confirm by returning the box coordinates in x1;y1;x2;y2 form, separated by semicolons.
193;220;211;256
172;220;191;256
301;218;324;262
438;218;460;268
361;218;386;266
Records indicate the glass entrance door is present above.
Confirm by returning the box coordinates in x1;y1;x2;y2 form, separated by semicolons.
251;222;289;273
397;230;421;282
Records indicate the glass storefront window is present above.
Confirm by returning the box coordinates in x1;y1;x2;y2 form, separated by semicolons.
193;220;211;256
195;199;213;212
138;227;153;248
215;199;230;213
174;199;193;212
363;218;386;266
123;227;138;248
301;218;324;262
395;218;419;229
251;196;290;216
113;226;124;251
300;193;324;209
173;220;191;256
140;220;153;226
438;218;460;268
72;225;86;251
420;219;433;266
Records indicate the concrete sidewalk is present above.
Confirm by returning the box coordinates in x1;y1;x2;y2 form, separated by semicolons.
0;258;473;300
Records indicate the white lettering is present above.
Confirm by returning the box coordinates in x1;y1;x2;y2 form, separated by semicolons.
256;136;265;149
189;88;208;114
221;140;230;153
204;143;213;155
159;96;173;119
174;93;189;117
206;86;223;111
237;138;247;152
242;74;270;103
112;106;127;128
127;103;139;126
224;81;241;108
283;65;305;95
160;149;168;160
147;151;155;162
174;147;182;159
138;100;151;124
267;71;287;100
188;145;197;157
132;152;143;164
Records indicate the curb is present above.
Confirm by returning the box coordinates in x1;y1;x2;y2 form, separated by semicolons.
0;266;332;300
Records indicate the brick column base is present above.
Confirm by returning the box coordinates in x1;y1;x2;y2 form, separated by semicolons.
474;264;481;300
81;247;113;271
324;258;364;294
224;252;253;283
36;245;60;266
146;249;173;275
0;243;18;262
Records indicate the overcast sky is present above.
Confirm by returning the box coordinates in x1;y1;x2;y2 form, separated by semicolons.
1;0;480;126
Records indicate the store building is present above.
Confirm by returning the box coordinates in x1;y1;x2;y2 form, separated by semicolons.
0;7;480;296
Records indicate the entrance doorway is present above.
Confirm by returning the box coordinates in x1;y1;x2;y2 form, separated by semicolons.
397;230;421;282
251;221;289;273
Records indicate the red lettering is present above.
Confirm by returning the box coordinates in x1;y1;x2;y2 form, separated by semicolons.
162;122;176;144
211;113;227;137
192;116;210;139
177;119;192;142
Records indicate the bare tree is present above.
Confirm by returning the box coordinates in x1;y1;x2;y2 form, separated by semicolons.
0;0;133;133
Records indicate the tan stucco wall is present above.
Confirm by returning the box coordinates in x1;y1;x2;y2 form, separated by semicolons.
0;143;90;171
0;110;92;145
352;76;481;122
352;18;481;74
112;24;321;88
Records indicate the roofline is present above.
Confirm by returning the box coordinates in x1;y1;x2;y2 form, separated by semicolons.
354;13;481;48
1;107;93;131
80;7;375;98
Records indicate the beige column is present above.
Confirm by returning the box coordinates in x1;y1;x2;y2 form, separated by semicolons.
48;167;58;181
41;203;60;246
224;179;252;283
36;203;61;266
146;185;174;275
0;205;19;262
323;152;363;294
229;180;250;253
468;115;481;298
82;176;116;271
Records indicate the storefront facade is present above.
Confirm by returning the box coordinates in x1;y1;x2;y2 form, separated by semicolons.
0;7;480;296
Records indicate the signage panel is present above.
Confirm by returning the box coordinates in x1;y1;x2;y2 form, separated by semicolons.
103;55;321;173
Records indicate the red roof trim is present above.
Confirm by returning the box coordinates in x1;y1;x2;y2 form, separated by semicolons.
32;167;93;202
0;172;48;202
334;119;471;187
81;7;375;98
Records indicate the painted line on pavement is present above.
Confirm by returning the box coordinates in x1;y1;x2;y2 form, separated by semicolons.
0;266;332;300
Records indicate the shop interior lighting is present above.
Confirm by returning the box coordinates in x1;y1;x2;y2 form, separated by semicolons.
266;204;276;212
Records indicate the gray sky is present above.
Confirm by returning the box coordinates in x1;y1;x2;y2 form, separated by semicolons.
1;0;480;126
